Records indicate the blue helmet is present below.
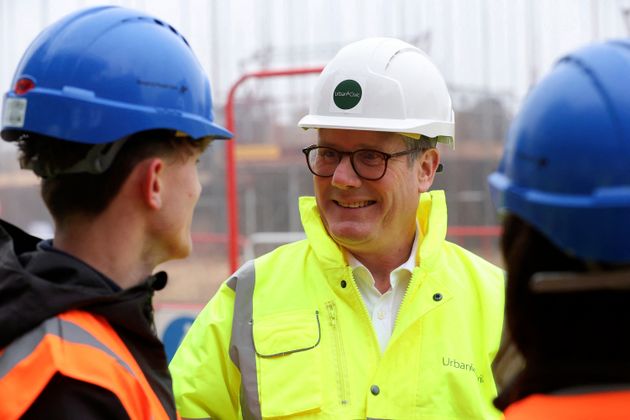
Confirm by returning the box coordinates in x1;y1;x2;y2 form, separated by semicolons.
488;39;630;264
1;5;232;144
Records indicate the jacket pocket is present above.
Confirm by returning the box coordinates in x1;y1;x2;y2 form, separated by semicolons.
253;309;322;418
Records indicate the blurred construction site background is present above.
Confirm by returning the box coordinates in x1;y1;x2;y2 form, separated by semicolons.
2;1;630;345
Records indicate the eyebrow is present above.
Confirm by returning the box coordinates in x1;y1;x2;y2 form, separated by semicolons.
316;142;392;152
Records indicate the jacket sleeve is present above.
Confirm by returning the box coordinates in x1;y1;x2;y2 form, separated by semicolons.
169;281;241;420
22;374;130;419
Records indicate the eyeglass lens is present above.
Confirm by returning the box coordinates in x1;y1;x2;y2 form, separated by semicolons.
306;147;388;180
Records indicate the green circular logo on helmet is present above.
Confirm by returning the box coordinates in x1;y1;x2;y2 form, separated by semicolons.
333;79;362;110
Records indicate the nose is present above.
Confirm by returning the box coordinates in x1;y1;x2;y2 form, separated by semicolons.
331;155;361;189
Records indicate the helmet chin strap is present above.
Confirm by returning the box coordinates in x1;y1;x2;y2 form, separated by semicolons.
24;137;128;179
530;269;630;294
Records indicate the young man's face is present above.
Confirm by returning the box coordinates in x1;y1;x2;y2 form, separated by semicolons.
157;149;204;260
313;129;433;256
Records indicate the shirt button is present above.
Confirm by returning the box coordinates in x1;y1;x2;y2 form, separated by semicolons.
433;292;443;302
370;385;380;395
377;311;385;320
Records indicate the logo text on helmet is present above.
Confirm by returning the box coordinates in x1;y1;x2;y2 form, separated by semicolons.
137;79;189;94
333;80;362;110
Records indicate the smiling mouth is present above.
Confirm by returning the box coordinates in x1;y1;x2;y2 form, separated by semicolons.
334;200;375;209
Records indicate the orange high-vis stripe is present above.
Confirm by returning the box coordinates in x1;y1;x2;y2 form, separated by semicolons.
57;311;171;418
0;310;172;420
504;391;630;420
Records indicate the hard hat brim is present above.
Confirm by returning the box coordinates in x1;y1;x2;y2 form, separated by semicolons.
298;114;453;145
488;171;630;264
1;91;233;144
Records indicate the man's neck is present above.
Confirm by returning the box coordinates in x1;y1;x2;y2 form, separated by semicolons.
54;213;154;290
346;230;418;294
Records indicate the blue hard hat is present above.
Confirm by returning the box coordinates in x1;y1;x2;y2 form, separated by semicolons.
1;6;232;144
488;39;630;264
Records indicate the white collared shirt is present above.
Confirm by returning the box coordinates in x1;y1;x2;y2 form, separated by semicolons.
346;226;419;352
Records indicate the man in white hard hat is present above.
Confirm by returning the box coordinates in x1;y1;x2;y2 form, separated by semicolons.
171;38;504;419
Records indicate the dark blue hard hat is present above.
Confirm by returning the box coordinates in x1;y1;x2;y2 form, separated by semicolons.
1;5;232;144
488;39;630;263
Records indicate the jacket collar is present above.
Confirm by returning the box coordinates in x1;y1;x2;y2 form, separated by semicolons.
298;190;448;272
416;190;448;270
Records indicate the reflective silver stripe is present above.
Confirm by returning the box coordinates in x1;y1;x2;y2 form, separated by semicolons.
227;260;261;420
0;316;134;381
226;275;237;291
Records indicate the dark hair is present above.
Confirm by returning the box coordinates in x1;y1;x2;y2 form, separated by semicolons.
16;130;210;225
401;135;436;166
497;214;630;407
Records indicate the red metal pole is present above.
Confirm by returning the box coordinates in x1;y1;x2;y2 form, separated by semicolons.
224;67;324;273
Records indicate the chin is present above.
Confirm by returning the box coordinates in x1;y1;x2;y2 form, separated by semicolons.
329;227;371;246
168;238;193;261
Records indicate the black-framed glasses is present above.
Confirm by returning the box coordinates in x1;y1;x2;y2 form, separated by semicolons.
302;145;418;181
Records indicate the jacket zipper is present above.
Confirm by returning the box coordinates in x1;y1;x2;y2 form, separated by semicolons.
326;301;349;406
348;269;380;349
393;267;418;331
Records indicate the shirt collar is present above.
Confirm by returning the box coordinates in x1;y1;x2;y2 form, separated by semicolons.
346;222;419;287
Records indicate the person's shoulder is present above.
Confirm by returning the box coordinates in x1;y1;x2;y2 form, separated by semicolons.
223;238;311;291
21;374;129;420
437;243;505;311
441;240;504;280
255;236;311;265
0;218;41;254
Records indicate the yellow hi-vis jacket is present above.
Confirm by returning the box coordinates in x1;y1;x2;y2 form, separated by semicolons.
170;191;505;419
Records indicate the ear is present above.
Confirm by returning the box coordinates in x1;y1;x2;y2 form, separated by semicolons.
416;148;440;193
141;158;165;210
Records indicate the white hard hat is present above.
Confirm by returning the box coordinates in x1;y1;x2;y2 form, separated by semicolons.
299;37;454;147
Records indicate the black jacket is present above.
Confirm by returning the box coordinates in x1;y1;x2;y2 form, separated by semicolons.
0;219;177;419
